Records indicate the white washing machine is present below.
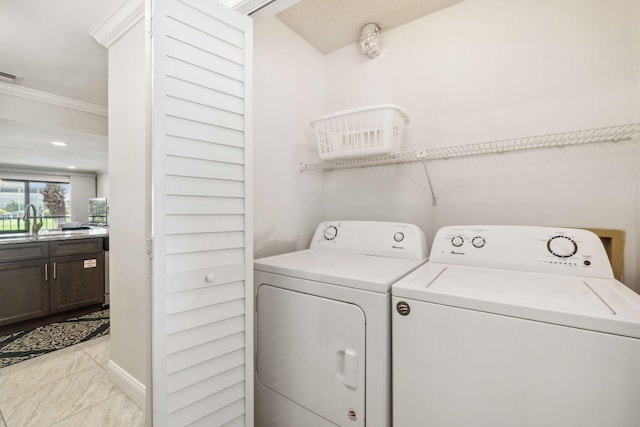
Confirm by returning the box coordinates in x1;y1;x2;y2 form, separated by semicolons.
254;221;428;427
392;225;640;427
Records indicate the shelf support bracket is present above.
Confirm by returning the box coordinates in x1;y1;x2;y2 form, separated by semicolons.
418;152;437;206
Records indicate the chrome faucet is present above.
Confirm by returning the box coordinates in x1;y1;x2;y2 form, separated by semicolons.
23;204;44;235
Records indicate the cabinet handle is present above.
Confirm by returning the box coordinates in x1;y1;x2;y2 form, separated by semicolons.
44;263;48;281
53;262;57;280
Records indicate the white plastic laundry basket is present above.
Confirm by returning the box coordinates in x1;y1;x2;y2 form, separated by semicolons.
311;104;409;160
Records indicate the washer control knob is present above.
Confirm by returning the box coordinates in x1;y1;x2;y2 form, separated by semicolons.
323;226;338;240
451;235;464;247
394;232;405;242
472;236;486;248
547;235;578;258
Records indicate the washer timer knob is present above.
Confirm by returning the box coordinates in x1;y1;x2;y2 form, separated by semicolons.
547;235;578;258
394;232;405;242
323;226;338;240
451;236;464;247
472;236;486;248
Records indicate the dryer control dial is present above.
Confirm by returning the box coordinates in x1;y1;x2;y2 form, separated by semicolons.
451;236;464;247
472;236;486;248
323;226;338;240
547;235;578;258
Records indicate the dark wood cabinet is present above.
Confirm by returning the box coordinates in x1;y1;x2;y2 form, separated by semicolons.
0;237;105;326
50;252;105;313
50;238;104;257
0;259;50;326
0;241;49;263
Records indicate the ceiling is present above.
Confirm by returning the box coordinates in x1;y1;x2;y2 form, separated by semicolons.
0;0;463;174
276;0;465;53
0;0;120;174
0;0;120;105
0;118;108;173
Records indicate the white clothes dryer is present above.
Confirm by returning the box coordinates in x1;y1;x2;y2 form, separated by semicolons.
254;221;428;427
392;225;640;427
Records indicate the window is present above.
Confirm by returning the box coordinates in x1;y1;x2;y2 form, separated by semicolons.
0;179;71;233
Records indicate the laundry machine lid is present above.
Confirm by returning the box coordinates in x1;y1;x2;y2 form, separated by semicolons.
393;262;640;339
429;266;613;315
254;249;426;293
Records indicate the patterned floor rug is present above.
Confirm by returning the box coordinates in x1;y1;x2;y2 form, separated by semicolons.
0;309;110;369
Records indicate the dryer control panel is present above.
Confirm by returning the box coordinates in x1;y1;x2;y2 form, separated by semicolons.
311;221;428;260
429;225;613;279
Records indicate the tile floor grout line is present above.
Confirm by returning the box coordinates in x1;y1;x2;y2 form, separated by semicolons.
0;338;110;417
7;364;118;427
0;361;102;407
45;394;116;427
0;337;143;427
78;345;108;371
4;378;50;427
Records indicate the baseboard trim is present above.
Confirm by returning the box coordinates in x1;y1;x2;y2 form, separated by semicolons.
107;359;146;410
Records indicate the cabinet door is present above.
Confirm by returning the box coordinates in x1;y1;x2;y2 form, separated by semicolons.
0;259;49;326
50;252;104;313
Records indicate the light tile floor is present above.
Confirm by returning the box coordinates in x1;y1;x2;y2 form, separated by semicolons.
0;335;145;427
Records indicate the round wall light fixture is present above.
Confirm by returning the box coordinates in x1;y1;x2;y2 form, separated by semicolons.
360;23;382;59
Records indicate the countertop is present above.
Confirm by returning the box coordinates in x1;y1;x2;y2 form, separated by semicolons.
0;228;109;245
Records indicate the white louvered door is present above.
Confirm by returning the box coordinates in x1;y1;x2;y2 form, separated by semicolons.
149;0;253;425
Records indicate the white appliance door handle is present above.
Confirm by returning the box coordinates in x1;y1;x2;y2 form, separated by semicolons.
336;348;358;389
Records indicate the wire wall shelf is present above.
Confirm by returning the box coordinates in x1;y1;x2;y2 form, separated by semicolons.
300;123;640;172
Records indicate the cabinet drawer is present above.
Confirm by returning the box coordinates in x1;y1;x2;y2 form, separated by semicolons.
0;242;49;263
50;238;104;257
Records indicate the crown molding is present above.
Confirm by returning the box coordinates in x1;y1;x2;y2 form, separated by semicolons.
218;0;301;15
0;82;108;116
91;0;145;48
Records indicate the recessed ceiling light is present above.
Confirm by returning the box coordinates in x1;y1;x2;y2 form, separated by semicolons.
51;141;67;146
67;166;76;169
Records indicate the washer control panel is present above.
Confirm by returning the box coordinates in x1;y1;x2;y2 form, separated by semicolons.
311;221;428;260
430;225;613;279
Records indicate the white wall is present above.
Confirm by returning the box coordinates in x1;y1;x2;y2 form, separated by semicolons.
253;18;326;258
633;0;640;295
319;0;640;291
69;174;96;222
0;93;107;136
107;19;148;403
96;172;109;199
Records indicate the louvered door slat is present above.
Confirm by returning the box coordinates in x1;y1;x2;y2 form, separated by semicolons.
151;0;253;424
